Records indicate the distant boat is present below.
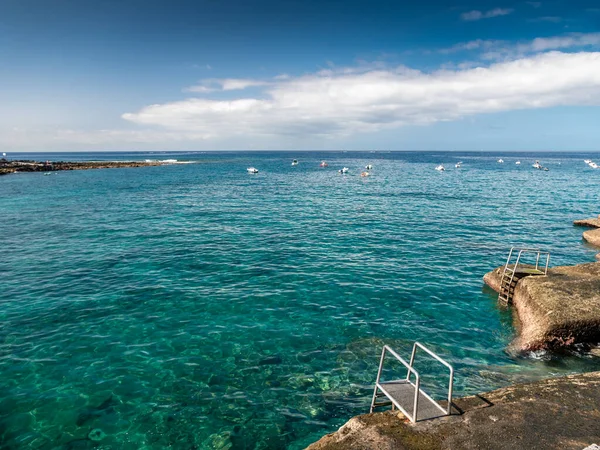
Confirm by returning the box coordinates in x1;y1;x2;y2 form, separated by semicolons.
532;161;542;169
590;162;599;169
435;165;445;171
497;159;504;163
361;171;370;177
338;167;349;174
515;161;521;165
320;161;328;167
247;167;258;174
365;164;373;170
584;159;592;164
291;159;298;166
455;161;462;168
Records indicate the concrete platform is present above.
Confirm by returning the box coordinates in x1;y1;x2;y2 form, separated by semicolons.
308;371;600;450
484;263;600;351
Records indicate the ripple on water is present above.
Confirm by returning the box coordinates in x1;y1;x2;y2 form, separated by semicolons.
1;151;600;449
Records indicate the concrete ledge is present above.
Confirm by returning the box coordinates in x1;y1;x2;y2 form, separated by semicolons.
308;371;600;450
484;263;600;351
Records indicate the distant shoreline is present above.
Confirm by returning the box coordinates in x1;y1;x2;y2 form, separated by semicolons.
0;159;169;176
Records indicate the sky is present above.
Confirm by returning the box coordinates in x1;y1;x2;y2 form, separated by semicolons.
1;0;600;151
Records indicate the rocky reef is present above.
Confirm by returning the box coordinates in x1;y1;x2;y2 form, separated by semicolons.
484;262;600;351
574;215;600;228
0;158;163;175
308;371;600;450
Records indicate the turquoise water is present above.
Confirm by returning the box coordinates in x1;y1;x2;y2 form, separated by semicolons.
1;151;600;449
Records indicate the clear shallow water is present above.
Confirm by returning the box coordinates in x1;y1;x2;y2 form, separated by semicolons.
1;151;600;449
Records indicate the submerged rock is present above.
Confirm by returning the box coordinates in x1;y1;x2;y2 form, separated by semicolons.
308;371;600;450
484;263;600;351
87;428;106;442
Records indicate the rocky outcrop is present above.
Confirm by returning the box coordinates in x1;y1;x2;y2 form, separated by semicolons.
308;371;600;450
0;159;162;175
583;228;600;247
574;215;600;228
484;263;600;351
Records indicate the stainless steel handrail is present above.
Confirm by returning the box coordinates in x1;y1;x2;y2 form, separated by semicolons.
371;343;454;422
372;345;421;420
408;342;454;415
499;247;550;303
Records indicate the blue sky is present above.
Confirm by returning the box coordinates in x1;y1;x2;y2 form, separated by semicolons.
1;0;599;151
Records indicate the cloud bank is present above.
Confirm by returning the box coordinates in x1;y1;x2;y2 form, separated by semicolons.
123;52;600;140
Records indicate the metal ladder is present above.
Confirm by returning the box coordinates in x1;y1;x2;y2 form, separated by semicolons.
498;247;550;304
370;342;454;423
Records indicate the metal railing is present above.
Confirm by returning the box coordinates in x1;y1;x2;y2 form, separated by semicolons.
499;247;550;303
370;343;454;423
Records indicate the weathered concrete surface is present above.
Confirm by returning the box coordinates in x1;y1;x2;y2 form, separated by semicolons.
308;371;600;450
484;263;600;351
574;216;600;228
0;159;163;175
583;228;600;247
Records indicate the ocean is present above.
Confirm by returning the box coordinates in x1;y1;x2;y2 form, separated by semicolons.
1;151;600;449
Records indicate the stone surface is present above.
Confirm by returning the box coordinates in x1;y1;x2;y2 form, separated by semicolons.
308;371;600;450
484;263;600;351
596;253;600;262
583;229;600;247
574;218;600;228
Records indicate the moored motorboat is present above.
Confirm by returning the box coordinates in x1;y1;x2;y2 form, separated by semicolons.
497;159;504;163
455;161;462;168
247;167;259;174
338;167;349;174
292;159;298;166
365;164;373;170
320;161;328;167
361;171;370;177
515;161;521;165
435;164;445;171
532;161;542;169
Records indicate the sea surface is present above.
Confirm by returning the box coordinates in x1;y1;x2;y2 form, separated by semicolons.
1;151;600;449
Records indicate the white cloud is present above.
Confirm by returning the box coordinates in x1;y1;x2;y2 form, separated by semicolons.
461;8;514;21
185;78;270;93
439;33;600;60
123;52;600;140
482;33;600;59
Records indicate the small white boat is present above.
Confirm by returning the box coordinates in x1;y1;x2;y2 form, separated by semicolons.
497;159;504;163
590;162;599;169
455;161;462;168
361;171;370;177
532;161;543;170
291;159;298;166
515;161;521;165
584;159;592;164
320;161;328;167
435;165;445;171
247;167;258;174
338;167;349;174
365;164;373;170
